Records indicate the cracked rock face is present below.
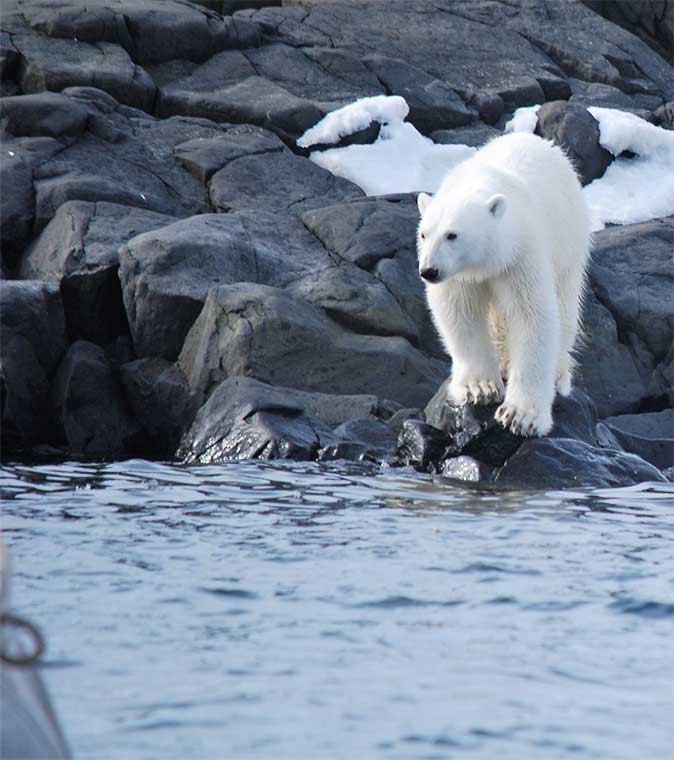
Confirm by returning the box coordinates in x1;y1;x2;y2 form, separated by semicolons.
0;0;671;486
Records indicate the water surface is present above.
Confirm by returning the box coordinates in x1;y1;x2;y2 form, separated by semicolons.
2;460;673;759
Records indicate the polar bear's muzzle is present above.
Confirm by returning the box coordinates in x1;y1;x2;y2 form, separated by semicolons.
419;267;440;283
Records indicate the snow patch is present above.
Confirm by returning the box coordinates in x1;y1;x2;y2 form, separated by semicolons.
298;98;673;230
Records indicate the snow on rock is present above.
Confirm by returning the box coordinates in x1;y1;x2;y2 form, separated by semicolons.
297;95;409;149
507;104;674;230
300;98;673;230
298;96;475;195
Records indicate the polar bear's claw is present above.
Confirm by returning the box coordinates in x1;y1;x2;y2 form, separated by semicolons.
495;401;552;438
450;378;504;406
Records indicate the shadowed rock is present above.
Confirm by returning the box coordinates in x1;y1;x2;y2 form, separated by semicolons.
395;419;449;472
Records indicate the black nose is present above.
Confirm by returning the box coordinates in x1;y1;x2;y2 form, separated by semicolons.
420;267;439;283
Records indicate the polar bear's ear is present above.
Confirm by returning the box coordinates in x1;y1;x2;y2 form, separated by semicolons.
486;194;506;219
417;192;432;217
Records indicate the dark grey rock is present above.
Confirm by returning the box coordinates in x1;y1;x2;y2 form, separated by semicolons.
177;283;447;409
495;437;666;488
603;410;674;440
174;127;286;183
20;0;261;65
534;101;612;185
424;381;523;467
209;150;363;214
394;419;449;472
590;218;673;362
547;389;599;445
301;196;443;356
19;200;175;344
580;0;673;60
386;408;423;433
363;54;475;134
119;210;418;361
569;79;664;114
120;358;199;457
158;56;323;145
50;340;143;459
330;418;399;462
0;136;63;266
12;31;156;112
0;281;67;378
298;120;381;155
177;376;376;463
27;90;213;230
596;421;673;471
430;123;500;148
577;292;650;418
0;92;91;138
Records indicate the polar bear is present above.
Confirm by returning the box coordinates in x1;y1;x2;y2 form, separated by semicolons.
417;132;591;437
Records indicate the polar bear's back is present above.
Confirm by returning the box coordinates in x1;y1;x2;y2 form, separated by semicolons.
440;132;591;276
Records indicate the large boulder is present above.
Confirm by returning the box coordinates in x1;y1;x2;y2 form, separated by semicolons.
534;100;613;185
19;200;175;343
119;211;419;360
177;283;448;409
50;341;144;459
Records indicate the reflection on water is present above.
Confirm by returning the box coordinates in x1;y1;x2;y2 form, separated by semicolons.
2;459;673;759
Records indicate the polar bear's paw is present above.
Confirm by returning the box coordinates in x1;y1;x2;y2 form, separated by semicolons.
495;400;552;437
449;376;505;406
555;368;572;397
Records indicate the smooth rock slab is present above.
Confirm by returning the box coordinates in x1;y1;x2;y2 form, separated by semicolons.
495;438;666;488
602;410;674;440
596;422;673;472
50;340;143;459
177;283;447;409
19;200;175;343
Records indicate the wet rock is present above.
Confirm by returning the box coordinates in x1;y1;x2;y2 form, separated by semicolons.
440;456;493;483
534;101;613;185
363;54;475;134
495;438;666;489
19;201;175;343
176;376;380;463
424;381;523;467
547;389;599;445
394;419;449;472
119;210;418;361
596;422;673;472
120;358;199;458
177;283;447;409
430;123;500;148
603;410;673;440
330;418;399;463
386;407;424;434
209;150;363;214
50;341;143;459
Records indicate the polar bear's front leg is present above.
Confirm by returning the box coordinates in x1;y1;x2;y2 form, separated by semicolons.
428;283;504;406
495;284;559;437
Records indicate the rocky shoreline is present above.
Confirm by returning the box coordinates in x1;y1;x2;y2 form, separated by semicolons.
1;0;672;488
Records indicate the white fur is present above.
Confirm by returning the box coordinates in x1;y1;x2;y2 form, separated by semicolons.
417;132;592;437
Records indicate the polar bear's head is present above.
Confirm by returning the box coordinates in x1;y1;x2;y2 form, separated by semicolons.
416;191;511;284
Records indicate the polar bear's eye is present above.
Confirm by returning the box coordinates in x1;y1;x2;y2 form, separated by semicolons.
446;232;457;241
420;232;426;240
